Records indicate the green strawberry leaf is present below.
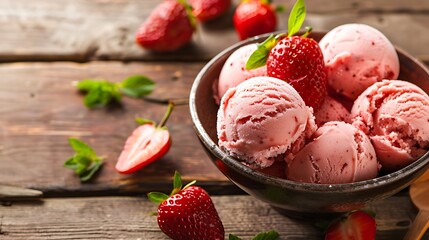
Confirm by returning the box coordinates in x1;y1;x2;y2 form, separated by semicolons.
288;0;306;37
171;170;183;195
229;234;242;240
252;230;280;240
246;34;278;70
148;192;170;204
119;75;155;98
135;118;156;126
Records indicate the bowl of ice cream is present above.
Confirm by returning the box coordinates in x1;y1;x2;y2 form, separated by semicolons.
189;27;429;217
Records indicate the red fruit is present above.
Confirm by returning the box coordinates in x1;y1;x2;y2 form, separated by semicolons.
267;36;327;109
115;103;174;174
135;0;195;52
325;211;377;240
233;0;277;40
189;0;231;22
149;172;225;240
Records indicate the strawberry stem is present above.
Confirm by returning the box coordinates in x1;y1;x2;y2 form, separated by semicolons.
301;26;312;38
157;102;175;128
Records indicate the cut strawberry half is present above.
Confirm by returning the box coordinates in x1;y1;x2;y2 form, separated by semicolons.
115;102;174;174
325;210;377;240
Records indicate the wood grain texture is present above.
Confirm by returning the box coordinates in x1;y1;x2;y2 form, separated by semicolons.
0;0;428;63
0;61;242;196
0;195;421;240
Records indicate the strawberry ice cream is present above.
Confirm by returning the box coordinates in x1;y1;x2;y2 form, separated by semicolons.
319;24;400;100
314;96;351;127
217;76;316;168
286;121;379;184
351;80;429;172
215;43;267;104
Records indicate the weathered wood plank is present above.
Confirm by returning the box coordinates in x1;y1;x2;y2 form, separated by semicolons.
0;0;428;63
0;195;420;240
0;62;241;196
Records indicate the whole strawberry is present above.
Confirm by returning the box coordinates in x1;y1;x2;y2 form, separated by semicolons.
189;0;231;22
267;35;327;109
135;0;195;52
233;0;278;40
148;171;225;240
245;0;327;109
325;210;377;240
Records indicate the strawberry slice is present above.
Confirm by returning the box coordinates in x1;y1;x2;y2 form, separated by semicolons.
115;102;174;174
325;211;377;240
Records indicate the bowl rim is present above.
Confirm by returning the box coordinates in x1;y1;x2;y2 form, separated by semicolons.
189;32;429;193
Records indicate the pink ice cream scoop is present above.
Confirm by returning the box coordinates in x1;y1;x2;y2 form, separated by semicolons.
314;96;351;127
351;80;429;172
215;43;267;104
286;121;379;184
319;24;400;100
217;76;316;168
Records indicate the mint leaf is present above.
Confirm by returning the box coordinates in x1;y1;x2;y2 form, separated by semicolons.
229;234;242;240
77;79;100;91
288;0;306;37
68;138;96;157
119;75;155;98
252;230;279;240
76;76;156;108
246;34;278;70
78;80;121;108
79;160;103;182
64;138;103;182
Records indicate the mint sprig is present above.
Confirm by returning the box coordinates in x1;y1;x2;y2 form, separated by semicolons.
229;230;280;240
64;138;104;182
246;0;308;70
76;75;155;108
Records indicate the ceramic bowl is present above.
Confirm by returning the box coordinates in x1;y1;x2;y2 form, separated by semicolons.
189;32;429;218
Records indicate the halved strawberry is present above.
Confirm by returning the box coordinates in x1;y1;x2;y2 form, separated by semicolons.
115;103;174;174
325;211;377;240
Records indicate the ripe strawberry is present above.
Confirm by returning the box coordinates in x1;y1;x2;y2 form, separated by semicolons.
267;35;327;109
115;103;174;174
325;211;377;240
233;0;278;40
189;0;231;22
135;0;195;52
148;171;225;240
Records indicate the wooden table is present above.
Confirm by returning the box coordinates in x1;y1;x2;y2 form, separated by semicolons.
0;0;428;239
